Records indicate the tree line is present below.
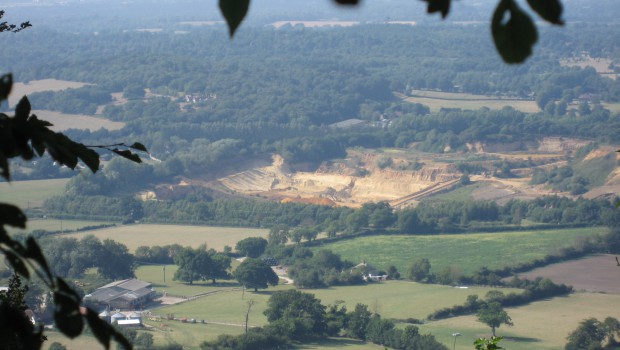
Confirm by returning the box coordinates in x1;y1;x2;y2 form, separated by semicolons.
201;289;448;350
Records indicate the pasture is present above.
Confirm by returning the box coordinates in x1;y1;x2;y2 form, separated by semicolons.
0;178;69;208
61;224;269;252
314;227;607;274
145;281;522;348
422;292;620;350
135;264;242;297
398;91;540;113
151;281;521;327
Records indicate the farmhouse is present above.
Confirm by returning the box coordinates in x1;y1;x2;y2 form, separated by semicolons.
85;279;155;310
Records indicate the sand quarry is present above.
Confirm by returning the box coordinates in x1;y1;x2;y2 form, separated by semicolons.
143;137;620;208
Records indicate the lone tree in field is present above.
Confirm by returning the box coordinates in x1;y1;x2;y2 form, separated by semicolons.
234;258;279;292
477;302;513;337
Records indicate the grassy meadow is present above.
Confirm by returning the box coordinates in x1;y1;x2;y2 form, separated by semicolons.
135;264;242;297
144;281;515;349
421;292;620;350
61;224;269;252
139;278;619;350
314;227;607;274
0;178;69;208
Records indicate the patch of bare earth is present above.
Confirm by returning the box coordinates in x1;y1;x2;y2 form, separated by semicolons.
515;254;620;294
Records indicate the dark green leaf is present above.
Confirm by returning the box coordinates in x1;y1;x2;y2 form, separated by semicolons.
73;143;100;173
0;73;12;102
14;96;31;121
85;308;111;349
0;203;27;228
129;142;148;153
421;0;451;18
333;0;359;5
0;154;10;181
54;278;83;338
219;0;250;37
492;0;538;64
112;149;142;163
526;0;564;25
25;237;53;281
3;250;30;278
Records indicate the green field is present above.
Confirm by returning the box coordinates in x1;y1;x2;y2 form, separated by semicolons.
152;281;521;327
149;281;510;348
421;292;620;350
314;227;607;274
62;224;269;253
152;284;620;350
136;264;242;297
0;178;69;208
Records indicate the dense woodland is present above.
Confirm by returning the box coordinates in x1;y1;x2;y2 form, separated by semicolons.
2;25;620;180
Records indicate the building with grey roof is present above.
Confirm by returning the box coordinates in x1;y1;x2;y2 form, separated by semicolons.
85;279;155;311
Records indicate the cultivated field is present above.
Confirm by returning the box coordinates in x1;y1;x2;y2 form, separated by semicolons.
0;178;69;208
33;109;125;132
9;79;90;107
10;219;115;234
314;227;608;274
62;224;269;252
515;254;620;294
7;79;125;131
397;91;540;113
422;292;620;350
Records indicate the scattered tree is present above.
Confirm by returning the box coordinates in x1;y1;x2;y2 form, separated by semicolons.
234;258;279;292
477;302;513;337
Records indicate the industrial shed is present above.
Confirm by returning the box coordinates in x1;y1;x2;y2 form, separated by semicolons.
85;279;155;310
